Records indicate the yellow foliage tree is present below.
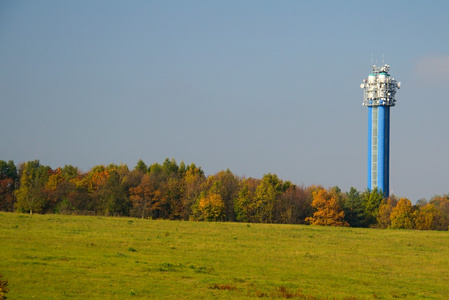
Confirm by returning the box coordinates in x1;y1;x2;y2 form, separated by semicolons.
198;192;225;222
306;189;349;227
414;203;443;230
389;198;415;229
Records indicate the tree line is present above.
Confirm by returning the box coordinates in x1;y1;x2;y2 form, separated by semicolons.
1;159;448;230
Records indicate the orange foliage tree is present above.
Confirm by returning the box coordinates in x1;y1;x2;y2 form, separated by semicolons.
306;189;349;227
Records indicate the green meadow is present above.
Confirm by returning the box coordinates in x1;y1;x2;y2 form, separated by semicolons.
0;212;448;299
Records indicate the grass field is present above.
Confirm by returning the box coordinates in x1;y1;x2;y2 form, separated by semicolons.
1;212;448;299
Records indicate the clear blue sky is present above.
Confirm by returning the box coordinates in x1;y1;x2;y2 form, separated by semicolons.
1;1;448;202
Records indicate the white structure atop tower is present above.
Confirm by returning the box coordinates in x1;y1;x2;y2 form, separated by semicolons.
360;64;401;107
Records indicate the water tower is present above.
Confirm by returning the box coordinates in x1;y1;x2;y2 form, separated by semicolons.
360;64;400;197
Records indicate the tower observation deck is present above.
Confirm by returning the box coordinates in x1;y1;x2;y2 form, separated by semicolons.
360;64;400;197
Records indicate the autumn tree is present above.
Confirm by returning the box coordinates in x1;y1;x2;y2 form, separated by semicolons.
44;167;66;212
306;188;349;227
10;156;449;230
130;173;161;218
203;169;240;221
0;160;18;211
181;164;206;220
429;195;449;230
146;158;184;219
86;164;132;216
85;165;110;214
42;165;82;213
376;196;398;229
160;176;183;219
195;189;225;222
191;175;227;221
59;169;91;214
414;203;444;230
132;158;192;219
389;198;415;229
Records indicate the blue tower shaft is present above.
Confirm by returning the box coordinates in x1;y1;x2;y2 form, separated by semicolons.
368;106;390;197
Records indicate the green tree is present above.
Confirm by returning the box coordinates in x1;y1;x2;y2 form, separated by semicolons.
148;162;162;175
134;159;148;173
162;158;179;175
178;161;186;175
106;164;132;216
61;165;80;180
0;160;18;180
343;187;368;227
15;160;51;214
253;174;284;223
362;188;384;226
234;178;259;222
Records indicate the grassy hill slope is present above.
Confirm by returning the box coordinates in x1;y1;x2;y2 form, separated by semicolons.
1;212;448;299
